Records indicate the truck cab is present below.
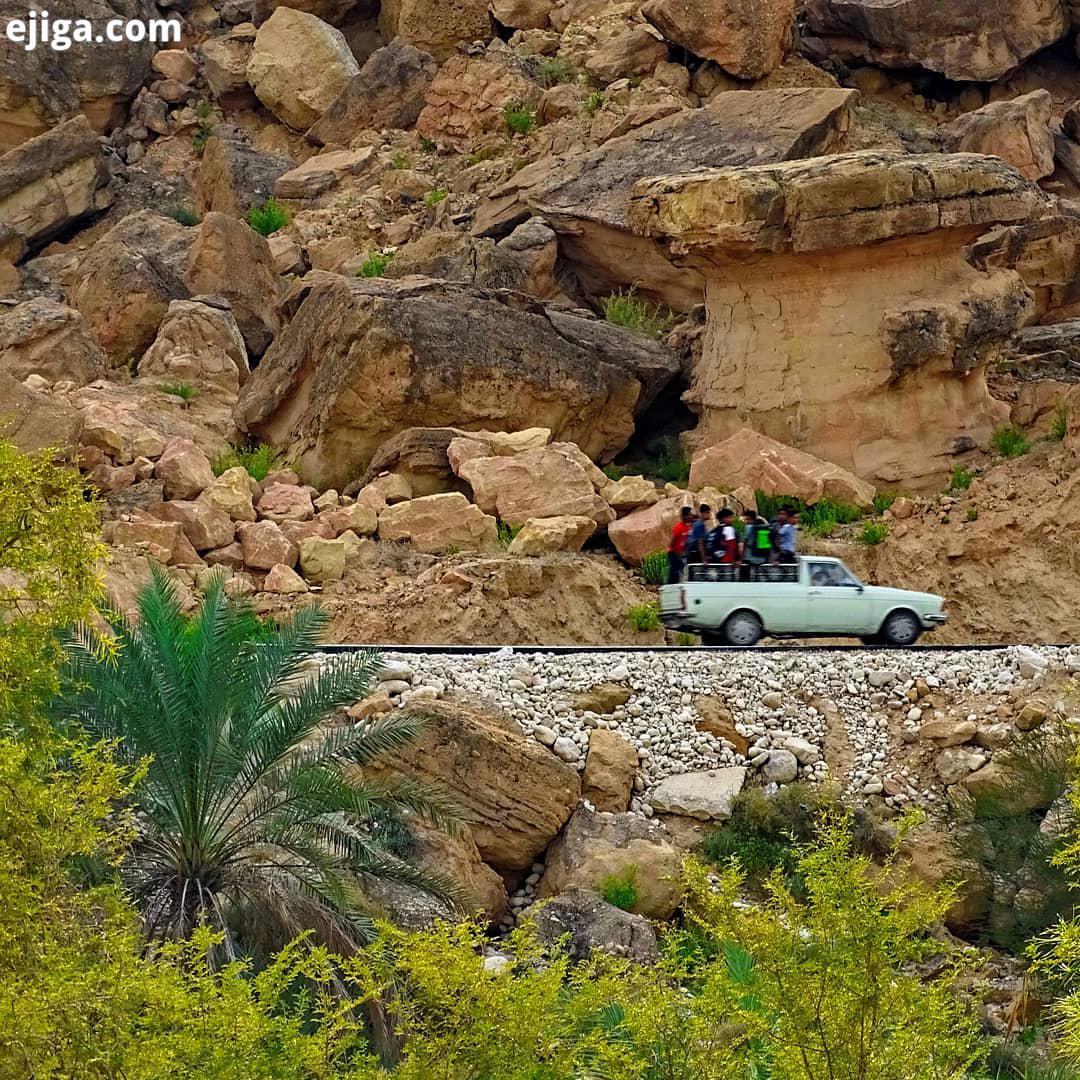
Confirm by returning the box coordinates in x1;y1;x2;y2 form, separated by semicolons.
658;556;947;647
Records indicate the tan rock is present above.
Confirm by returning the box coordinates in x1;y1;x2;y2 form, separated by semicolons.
649;767;747;821
607;494;686;566
1016;701;1049;732
0;372;81;454
945;91;1054;182
689;429;877;508
507;515;597;555
457;448;615;527
538;807;683;918
298;534;350;581
263;562;309;593
599;474;659;513
573;682;632;713
88;462;136;493
199;466;258;522
962;759;1054;813
78;402;166;464
365;472;413;504
106;518;197;566
205;541;246;570
317;501;378;537
409;818;508;924
368;696;580;871
377;492;498;553
238;519;298;569
151;499;235;552
0;298;107;384
196;135;293;217
694;695;749;755
919;717;978;747
890;496;915;520
199;24;259;108
257;483;314;523
246;7;360;131
152;49;198;84
585;26;668;83
379;0;491;62
644;0;793;78
155;437;214;500
280;519;335;546
581;729;638;812
273;147;377;199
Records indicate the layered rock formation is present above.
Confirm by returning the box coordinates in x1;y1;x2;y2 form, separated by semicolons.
631;151;1046;487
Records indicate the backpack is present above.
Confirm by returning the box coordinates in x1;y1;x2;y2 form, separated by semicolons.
751;521;773;554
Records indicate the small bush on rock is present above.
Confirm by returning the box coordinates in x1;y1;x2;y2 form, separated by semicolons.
503;101;537;135
601;287;668;338
950;465;975;492
160;381;198;402
497;521;522;549
858;521;888;546
246;198;289;237
357;250;394;278
211;443;284;483
1051;400;1069;442
164;204;201;226
601;866;638;911
992;423;1031;458
638;550;668;587
627;602;659;632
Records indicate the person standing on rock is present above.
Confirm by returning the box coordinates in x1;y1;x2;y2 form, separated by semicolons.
667;505;694;584
688;503;713;568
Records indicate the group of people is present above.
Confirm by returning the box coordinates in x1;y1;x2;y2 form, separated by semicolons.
666;503;799;584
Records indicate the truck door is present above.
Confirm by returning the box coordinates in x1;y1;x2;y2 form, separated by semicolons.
805;561;868;634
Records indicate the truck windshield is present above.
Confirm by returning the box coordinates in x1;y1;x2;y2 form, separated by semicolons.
808;561;862;587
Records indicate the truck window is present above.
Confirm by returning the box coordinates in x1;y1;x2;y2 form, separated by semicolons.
808;562;860;587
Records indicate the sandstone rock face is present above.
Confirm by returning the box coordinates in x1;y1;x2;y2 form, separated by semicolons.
0;371;81;453
199;24;259;108
409;819;508;924
944;91;1055;182
643;0;794;78
599;474;660;513
416;52;541;147
200;466;258;522
802;0;1068;82
632;151;1043;487
538;807;683;919
370;696;581;871
458;448;615;527
379;0;492;62
475;87;856;308
274;147;377;199
235;275;677;489
155;437;215;500
649;767;746;821
151;500;236;552
0;116;110;248
138;299;249;402
584;26;668;83
507;515;597;555
377;492;498;553
0;298;106;384
196;136;294;216
689;429;876;508
308;39;438;144
581;729;638;812
491;0;554;28
246;7;361;131
238;519;298;569
530;888;659;963
607;495;685;566
0;0;157;151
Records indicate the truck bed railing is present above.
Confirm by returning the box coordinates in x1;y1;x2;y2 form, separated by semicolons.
685;563;799;584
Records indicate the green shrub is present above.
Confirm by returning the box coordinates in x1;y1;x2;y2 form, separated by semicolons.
164;204;201;227
245;197;289;236
601;866;638;911
424;187;449;207
966;506;979;522
857;521;888;546
466;143;504;166
637;434;689;485
873;492;897;515
390;152;412;169
991;423;1031;458
503;101;537;135
419;135;437;152
627;602;660;632
357;250;394;278
159;381;198;402
533;56;575;85
674;631;697;646
754;491;863;537
497;521;522;549
1051;400;1069;442
950;465;974;492
584;90;605;113
638;550;668;587
601;286;669;338
602;463;625;481
211;443;285;483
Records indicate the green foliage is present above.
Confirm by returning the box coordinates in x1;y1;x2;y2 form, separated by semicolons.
674;631;698;646
602;463;625;481
211;442;284;483
992;423;1031;458
601;286;669;338
163;203;201;226
423;187;448;207
390;152;411;169
583;90;605;113
627;602;660;632
754;490;864;538
503;101;537;135
465;143;503;166
858;521;889;545
0;442;101;735
418;135;437;153
54;567;463;956
967;506;980;522
873;492;897;515
192;125;212;155
357;250;394;278
159;381;198;402
498;521;522;549
442;543;461;556
1051;400;1069;442
639;550;669;587
950;465;975;492
601;866;638;911
245;197;289;237
533;55;576;85
636;434;690;485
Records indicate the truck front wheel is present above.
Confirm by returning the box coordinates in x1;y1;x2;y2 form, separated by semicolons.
723;610;763;647
880;610;922;647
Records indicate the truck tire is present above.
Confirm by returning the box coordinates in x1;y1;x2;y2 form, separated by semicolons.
880;610;922;647
723;610;763;647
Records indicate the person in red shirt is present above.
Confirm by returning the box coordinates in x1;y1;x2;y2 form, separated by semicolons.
713;507;739;565
667;505;694;584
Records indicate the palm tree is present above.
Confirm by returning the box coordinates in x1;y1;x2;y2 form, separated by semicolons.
55;565;461;957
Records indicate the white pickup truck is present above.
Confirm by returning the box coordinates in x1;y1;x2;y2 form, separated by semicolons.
659;556;947;647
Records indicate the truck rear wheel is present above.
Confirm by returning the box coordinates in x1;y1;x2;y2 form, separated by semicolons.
723;610;763;647
880;610;922;647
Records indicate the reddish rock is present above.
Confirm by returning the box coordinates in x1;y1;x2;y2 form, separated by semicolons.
151;499;235;552
257;482;314;523
155;437;215;500
238;519;298;570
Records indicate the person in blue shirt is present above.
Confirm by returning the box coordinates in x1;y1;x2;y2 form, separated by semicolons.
687;504;713;565
776;506;799;564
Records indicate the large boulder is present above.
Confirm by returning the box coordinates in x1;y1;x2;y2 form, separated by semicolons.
155;437;214;500
0;116;111;249
689;429;877;508
151;500;236;552
607;495;685;566
507;515;597;555
379;0;491;62
199;24;259;109
307;38;438;145
235;274;678;490
802;0;1068;82
0;297;107;384
530;888;659;963
0;0;156;152
648;767;747;821
642;0;794;78
944;90;1055;182
538;807;683;919
246;7;360;131
196;136;294;216
377;492;499;553
367;696;582;872
457;447;615;527
409;819;508;924
474;87;856;309
581;729;638;813
0;371;81;453
273;147;378;199
632;151;1043;487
